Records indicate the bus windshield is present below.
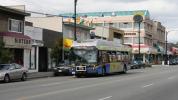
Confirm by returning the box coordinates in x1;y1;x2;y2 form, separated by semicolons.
70;49;97;64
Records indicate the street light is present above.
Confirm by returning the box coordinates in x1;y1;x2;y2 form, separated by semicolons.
133;14;143;62
74;0;77;41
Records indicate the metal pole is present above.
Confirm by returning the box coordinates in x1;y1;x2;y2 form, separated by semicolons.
74;0;77;41
138;22;141;61
165;31;168;65
133;14;143;64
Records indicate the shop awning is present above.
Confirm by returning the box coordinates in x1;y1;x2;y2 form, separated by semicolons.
0;32;31;39
154;44;164;54
131;44;157;54
0;32;31;49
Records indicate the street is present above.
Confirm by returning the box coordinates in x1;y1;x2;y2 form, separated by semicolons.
0;65;178;100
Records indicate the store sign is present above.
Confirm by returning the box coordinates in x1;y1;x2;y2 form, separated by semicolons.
3;36;31;49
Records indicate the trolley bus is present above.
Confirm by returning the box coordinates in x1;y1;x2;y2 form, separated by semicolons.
69;39;132;77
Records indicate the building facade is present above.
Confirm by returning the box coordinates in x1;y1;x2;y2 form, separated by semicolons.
0;5;31;66
25;16;63;32
25;16;66;69
25;25;63;72
63;22;92;42
92;26;124;44
24;25;43;72
62;10;166;64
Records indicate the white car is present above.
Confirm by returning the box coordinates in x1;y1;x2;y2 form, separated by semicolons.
0;63;28;83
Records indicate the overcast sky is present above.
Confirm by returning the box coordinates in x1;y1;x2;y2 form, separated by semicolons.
1;0;178;43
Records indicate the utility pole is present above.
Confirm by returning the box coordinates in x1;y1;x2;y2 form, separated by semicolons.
165;31;168;65
74;0;77;41
138;22;141;58
133;14;143;62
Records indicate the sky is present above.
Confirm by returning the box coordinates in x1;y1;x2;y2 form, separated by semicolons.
1;0;178;43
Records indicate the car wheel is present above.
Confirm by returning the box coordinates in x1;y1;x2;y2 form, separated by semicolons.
4;74;10;83
21;73;27;81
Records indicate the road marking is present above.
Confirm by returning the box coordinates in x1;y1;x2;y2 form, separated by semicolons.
168;76;175;80
98;96;112;100
142;83;154;88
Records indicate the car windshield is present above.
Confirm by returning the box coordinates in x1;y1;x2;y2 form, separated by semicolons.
70;48;97;64
0;65;10;70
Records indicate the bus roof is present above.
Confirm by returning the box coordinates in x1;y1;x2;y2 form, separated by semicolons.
72;39;131;52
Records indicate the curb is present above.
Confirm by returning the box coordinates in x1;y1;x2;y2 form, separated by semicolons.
27;72;54;79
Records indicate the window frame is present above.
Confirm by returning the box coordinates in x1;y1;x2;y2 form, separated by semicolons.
8;18;24;33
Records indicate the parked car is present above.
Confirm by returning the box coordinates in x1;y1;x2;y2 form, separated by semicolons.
169;59;178;65
130;60;144;69
52;63;75;76
130;60;146;69
0;63;28;83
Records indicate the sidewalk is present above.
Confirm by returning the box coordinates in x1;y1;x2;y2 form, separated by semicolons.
152;64;170;67
27;72;54;79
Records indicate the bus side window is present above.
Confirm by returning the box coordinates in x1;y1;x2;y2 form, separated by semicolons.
109;54;112;63
102;51;109;63
123;55;126;61
121;52;125;61
116;52;122;61
113;54;117;62
125;52;129;61
112;52;117;62
98;51;102;64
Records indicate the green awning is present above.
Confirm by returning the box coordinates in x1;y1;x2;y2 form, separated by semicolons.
154;44;164;54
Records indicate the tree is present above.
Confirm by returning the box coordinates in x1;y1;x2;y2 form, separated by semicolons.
50;38;62;66
0;38;13;63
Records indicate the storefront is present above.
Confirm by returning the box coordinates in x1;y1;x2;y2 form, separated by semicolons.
132;44;157;64
154;44;165;64
0;32;31;66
